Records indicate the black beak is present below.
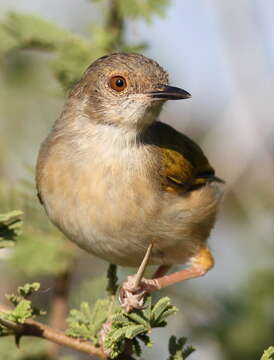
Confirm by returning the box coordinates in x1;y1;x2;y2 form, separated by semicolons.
147;85;191;100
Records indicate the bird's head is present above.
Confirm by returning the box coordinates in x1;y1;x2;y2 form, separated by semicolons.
69;53;191;133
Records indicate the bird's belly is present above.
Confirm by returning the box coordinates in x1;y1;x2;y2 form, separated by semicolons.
42;157;223;267
38;139;224;267
40;159;162;265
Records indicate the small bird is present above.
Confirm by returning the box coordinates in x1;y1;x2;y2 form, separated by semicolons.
36;53;224;311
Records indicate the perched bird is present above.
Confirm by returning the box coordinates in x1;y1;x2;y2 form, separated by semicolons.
36;53;224;311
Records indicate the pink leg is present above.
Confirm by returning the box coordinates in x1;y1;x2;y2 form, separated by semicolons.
143;247;215;291
119;247;214;312
153;264;171;278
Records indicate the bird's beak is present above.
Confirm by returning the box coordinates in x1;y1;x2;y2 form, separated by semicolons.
147;85;191;101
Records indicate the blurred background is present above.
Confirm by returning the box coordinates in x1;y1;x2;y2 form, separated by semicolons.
0;1;274;359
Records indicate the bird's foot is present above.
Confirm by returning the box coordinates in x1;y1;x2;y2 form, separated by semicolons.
119;274;159;312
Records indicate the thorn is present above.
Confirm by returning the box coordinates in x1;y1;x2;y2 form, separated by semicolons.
133;243;153;289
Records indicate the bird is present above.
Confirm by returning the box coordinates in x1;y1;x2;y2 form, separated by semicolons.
36;53;224;312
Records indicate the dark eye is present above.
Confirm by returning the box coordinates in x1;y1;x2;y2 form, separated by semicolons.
109;76;127;92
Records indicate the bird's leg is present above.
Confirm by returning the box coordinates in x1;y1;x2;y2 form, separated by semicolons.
119;243;153;312
153;264;172;278
141;247;214;292
119;247;214;312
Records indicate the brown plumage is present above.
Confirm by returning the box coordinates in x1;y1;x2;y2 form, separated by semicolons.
36;53;224;311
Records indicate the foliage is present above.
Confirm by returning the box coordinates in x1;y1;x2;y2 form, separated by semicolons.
0;178;78;277
0;210;23;248
67;294;178;359
11;231;75;277
105;296;177;358
107;264;119;296
261;346;274;360
0;0;167;90
116;0;170;23
0;12;95;89
66;298;117;344
0;280;184;359
0;282;45;326
168;336;195;360
67;265;180;358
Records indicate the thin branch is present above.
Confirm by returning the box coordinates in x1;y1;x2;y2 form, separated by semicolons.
47;270;71;358
106;0;124;51
0;304;107;359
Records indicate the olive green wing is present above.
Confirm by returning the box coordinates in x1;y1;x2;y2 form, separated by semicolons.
146;121;223;193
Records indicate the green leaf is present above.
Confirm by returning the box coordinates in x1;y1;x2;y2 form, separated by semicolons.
90;298;114;334
6;282;40;306
143;295;152;320
104;327;126;359
138;333;153;347
5;282;45;324
5;294;21;307
0;12;97;90
66;298;114;342
18;282;40;298
1;12;69;51
117;0;170;23
109;326;126;343
103;295;177;358
106;264;118;296
66;302;94;340
132;338;142;357
152;297;170;320
168;336;195;360
125;324;148;339
126;310;150;327
151;297;177;327
111;312;129;326
52;37;95;89
182;346;195;359
157;306;178;325
261;346;274;360
0;210;23;247
7;299;32;324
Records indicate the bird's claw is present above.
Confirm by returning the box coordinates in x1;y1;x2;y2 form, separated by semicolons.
119;275;149;312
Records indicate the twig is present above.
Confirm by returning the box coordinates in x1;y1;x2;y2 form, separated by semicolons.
106;0;124;51
47;270;71;357
133;243;153;289
0;304;107;359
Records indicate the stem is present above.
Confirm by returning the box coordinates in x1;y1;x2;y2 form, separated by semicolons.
47;271;71;358
106;0;124;51
0;305;107;359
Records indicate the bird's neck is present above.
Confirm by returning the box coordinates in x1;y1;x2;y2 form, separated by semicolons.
48;98;161;175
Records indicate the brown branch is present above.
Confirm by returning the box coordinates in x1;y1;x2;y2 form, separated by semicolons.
0;304;107;359
106;0;124;51
47;270;71;357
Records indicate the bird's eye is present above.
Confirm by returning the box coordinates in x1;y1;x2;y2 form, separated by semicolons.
109;76;127;92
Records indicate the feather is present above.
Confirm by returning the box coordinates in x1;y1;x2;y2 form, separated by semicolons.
144;121;224;193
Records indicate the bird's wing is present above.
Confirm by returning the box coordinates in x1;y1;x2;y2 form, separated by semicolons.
145;121;224;193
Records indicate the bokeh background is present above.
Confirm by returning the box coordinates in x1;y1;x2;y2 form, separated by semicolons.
0;1;274;359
